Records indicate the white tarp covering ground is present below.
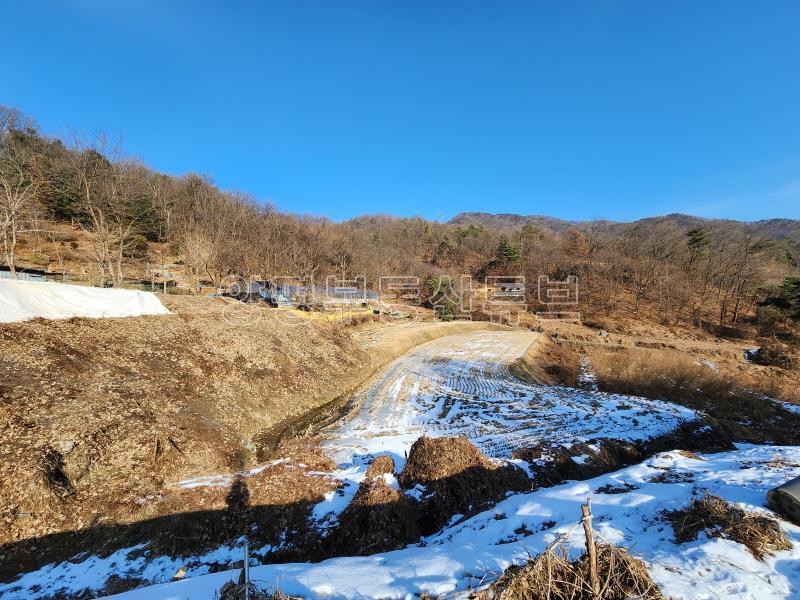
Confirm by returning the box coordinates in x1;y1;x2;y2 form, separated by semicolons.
50;445;797;600
0;280;170;323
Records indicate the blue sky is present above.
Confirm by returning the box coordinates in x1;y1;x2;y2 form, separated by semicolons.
2;1;799;222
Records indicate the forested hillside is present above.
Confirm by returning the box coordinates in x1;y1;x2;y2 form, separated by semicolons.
2;105;798;334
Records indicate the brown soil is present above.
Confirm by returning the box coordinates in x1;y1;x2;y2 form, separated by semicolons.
326;476;421;556
364;455;395;480
399;436;530;533
509;334;580;387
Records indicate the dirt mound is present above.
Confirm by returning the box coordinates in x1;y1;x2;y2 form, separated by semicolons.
398;435;495;485
475;543;664;600
399;436;530;533
667;493;791;560
327;476;421;556
365;455;395;480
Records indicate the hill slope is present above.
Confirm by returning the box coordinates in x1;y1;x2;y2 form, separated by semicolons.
448;212;800;240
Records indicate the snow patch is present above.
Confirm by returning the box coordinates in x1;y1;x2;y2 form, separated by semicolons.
78;445;800;600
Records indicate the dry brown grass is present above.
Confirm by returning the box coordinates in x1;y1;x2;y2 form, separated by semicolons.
667;494;791;560
218;578;300;600
474;543;664;600
584;346;800;445
509;335;580;387
0;298;367;551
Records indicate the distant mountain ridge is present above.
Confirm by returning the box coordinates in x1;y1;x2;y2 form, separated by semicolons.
448;212;800;241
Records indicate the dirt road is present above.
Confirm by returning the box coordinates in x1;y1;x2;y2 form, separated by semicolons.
321;330;697;466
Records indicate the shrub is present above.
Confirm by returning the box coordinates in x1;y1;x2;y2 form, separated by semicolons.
752;342;796;370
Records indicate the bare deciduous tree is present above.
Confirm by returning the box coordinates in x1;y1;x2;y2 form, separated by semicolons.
0;136;42;276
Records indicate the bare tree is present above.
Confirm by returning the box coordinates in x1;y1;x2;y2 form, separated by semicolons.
63;134;116;284
106;160;151;285
148;173;176;243
0;105;35;138
0;136;43;276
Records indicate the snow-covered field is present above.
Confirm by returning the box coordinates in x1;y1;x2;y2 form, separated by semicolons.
0;279;170;323
85;445;799;599
2;331;797;599
322;331;697;465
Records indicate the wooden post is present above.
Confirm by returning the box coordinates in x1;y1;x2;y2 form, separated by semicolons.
243;541;250;600
582;498;601;599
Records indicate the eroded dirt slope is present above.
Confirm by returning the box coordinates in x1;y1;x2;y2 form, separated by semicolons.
0;297;373;546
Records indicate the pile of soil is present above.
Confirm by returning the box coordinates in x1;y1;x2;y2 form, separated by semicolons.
399;436;530;533
323;438;532;557
328;471;421;556
364;455;395;480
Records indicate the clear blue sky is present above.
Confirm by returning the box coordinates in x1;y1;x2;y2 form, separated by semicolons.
2;1;799;222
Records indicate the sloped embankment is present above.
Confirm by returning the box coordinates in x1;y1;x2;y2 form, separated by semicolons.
0;297;503;579
0;296;365;549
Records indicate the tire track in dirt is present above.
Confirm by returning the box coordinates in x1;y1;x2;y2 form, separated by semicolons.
321;331;699;466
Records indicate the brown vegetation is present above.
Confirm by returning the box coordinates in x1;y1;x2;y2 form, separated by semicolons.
512;421;733;490
474;543;663;600
667;494;791;560
583;346;800;444
3;104;799;342
218;578;300;600
0;296;367;552
0;309;510;585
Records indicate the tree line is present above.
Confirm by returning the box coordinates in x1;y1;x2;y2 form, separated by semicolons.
1;105;798;331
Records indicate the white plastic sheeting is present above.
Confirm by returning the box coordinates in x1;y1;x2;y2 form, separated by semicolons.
0;279;170;323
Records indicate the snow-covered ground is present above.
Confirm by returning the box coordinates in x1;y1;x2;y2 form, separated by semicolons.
781;402;800;416
0;279;170;323
2;331;796;599
56;445;796;599
322;331;697;466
